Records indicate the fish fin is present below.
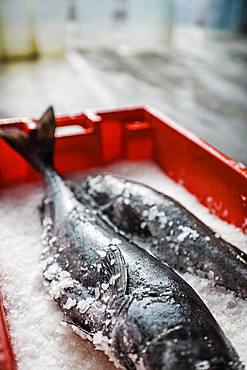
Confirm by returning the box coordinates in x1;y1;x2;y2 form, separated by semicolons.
100;245;128;296
0;106;55;172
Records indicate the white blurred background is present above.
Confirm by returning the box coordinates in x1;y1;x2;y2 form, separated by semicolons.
0;0;246;163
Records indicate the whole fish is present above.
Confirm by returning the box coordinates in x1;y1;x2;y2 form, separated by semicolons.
77;174;247;298
78;174;247;298
1;108;244;370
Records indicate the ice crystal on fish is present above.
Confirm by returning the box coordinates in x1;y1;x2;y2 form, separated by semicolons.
148;206;158;221
44;262;61;281
77;298;95;314
177;225;199;242
110;238;121;246
94;287;100;300
195;360;210;370
92;331;110;353
109;273;121;286
63;297;77;310
98;250;107;258
48;270;75;299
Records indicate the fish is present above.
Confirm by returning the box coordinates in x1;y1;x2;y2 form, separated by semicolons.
0;107;244;370
75;174;247;299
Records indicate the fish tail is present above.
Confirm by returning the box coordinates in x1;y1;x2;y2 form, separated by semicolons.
0;106;55;172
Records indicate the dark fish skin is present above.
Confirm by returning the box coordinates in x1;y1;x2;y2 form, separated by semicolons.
0;108;244;370
77;174;247;299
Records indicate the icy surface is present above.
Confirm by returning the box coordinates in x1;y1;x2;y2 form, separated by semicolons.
0;160;247;369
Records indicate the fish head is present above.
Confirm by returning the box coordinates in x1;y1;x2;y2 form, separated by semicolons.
82;174;125;206
110;296;241;370
82;174;146;234
110;299;195;370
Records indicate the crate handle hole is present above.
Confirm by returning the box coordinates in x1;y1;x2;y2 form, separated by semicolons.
55;125;93;138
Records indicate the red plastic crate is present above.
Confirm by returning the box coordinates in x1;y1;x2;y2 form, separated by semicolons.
0;106;246;370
